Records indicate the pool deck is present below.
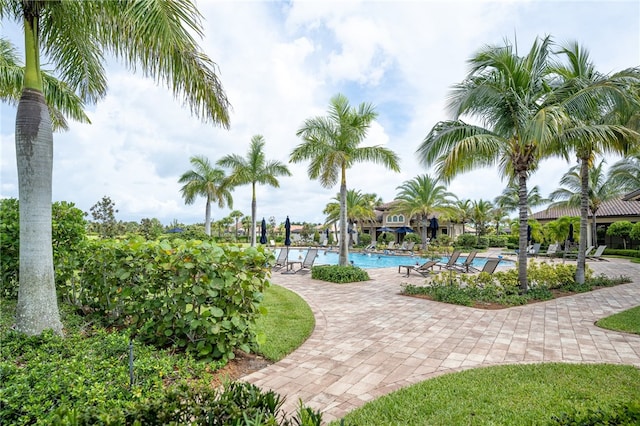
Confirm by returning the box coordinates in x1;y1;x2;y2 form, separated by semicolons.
243;250;640;423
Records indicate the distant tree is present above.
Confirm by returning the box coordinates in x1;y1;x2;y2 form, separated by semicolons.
90;196;119;238
494;182;547;215
452;199;473;235
179;155;233;236
140;218;164;240
393;174;455;249
607;221;634;249
229;210;243;242
291;93;400;265
218;135;291;247
472;199;494;237
608;152;640;193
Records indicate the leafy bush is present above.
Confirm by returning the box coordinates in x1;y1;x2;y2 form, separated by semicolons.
311;265;370;283
0;199;87;299
69;237;273;361
550;401;640;425
455;234;477;249
603;248;640;258
358;233;372;246
403;233;422;244
487;235;509;247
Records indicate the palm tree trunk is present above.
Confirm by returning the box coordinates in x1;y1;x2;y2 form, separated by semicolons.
14;89;64;336
591;211;597;249
421;215;428;249
338;168;349;266
204;197;212;236
250;183;257;247
517;172;529;293
576;159;589;284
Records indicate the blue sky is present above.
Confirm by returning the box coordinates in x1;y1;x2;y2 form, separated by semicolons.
1;0;639;226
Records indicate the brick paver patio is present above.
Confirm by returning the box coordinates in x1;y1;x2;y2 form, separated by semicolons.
243;253;640;423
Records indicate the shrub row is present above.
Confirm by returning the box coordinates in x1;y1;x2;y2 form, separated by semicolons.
64;237;274;361
311;265;370;283
603;248;640;259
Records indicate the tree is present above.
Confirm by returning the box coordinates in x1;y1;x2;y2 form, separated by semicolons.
606;221;633;249
472;199;494;237
452;199;473;235
494;182;547;215
3;0;230;336
90;195;119;238
139;218;164;240
179;155;233;236
547;41;640;283
548;160;623;248
218;135;291;247
417;36;562;292
324;189;378;247
291;93;400;265
609;152;640;193
229;210;244;242
392;174;455;249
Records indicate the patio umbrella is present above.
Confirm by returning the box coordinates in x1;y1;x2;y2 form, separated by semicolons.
430;217;439;239
378;226;394;232
395;226;414;233
568;223;575;242
260;218;267;244
284;216;291;247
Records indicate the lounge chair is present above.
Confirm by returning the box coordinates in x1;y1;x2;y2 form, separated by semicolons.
563;245;593;261
527;243;541;257
386;241;396;250
363;243;377;252
587;245;608;261
435;250;462;270
453;250;479;273
272;249;288;271
400;241;416;252
539;243;559;258
398;259;439;277
286;248;318;273
478;257;501;274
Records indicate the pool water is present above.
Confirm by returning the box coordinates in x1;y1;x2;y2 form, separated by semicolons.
275;248;509;269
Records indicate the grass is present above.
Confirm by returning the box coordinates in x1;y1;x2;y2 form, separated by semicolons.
596;306;640;335
255;284;315;361
334;363;640;425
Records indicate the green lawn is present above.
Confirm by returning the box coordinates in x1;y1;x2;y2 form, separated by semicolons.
255;284;315;361
596;306;640;335
335;363;640;425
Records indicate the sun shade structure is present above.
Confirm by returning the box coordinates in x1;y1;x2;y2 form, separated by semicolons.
395;226;414;233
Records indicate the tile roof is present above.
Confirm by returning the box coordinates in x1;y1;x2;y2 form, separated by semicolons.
531;197;640;220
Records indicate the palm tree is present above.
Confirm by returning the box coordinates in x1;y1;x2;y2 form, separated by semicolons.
218;135;291;247
291;93;400;266
548;160;624;247
0;37;89;130
324;189;378;246
548;41;640;283
494;181;548;215
392;174;455;249
417;36;562;292
3;0;230;336
179;156;233;237
228;210;244;242
609;152;640;193
452;199;473;235
472;199;494;236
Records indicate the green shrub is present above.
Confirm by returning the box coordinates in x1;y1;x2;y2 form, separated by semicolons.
455;234;477;249
550;401;640;425
358;233;372;246
487;235;509;247
0;199;87;299
311;265;370;283
603;248;640;258
71;237;273;361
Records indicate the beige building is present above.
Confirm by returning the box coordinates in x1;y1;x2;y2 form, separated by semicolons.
530;191;640;249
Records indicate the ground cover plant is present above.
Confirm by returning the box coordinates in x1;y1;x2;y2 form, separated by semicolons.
311;265;370;283
401;261;631;308
596;306;640;335
334;363;640;425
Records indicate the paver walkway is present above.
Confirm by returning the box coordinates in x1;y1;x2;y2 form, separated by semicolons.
243;255;640;423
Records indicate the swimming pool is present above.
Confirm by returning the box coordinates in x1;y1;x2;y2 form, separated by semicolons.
275;248;510;269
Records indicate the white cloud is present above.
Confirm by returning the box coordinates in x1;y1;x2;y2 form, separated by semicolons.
2;0;638;226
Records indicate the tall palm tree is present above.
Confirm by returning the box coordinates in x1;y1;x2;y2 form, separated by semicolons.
548;41;640;283
392;174;455;249
218;135;291;247
548;160;623;247
417;36;562;292
493;181;548;215
178;156;233;236
2;0;230;336
228;210;244;242
608;152;640;193
291;93;400;265
452;199;473;235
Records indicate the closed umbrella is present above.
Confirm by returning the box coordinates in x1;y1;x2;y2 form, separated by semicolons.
568;223;574;242
430;217;439;239
260;218;267;244
284;216;291;247
527;224;532;243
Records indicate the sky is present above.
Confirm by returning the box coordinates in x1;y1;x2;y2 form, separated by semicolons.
1;0;639;226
